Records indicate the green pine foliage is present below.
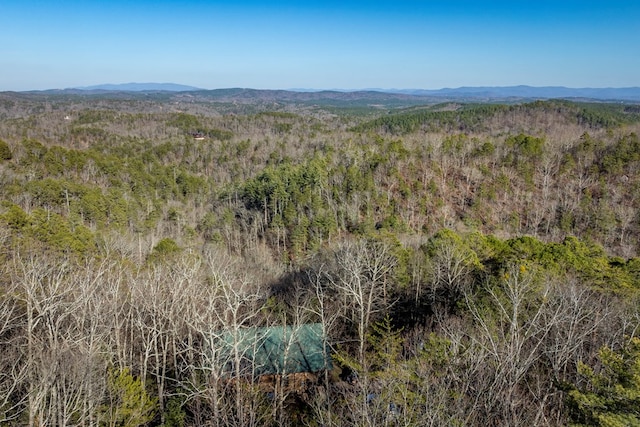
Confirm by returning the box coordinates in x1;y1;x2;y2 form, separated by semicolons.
568;337;640;426
100;368;157;427
239;155;337;255
0;138;11;160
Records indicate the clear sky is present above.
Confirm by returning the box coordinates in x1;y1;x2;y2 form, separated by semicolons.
2;0;639;91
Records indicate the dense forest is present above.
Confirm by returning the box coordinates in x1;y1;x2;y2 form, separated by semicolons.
1;91;640;426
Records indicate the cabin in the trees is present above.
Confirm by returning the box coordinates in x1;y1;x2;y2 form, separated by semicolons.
191;131;206;140
217;323;332;390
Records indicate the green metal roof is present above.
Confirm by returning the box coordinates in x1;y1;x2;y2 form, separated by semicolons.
218;323;331;376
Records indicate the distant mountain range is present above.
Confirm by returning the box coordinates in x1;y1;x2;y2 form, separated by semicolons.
8;83;640;107
385;86;640;101
63;83;640;102
74;83;202;92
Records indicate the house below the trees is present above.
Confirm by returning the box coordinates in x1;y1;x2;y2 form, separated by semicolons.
217;323;332;390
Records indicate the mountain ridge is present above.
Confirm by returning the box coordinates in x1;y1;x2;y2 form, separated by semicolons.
74;82;202;92
44;84;640;102
385;85;640;101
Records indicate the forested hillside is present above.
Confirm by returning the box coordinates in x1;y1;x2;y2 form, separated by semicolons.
1;92;640;426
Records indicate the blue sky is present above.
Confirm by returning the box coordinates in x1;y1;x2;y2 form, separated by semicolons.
2;0;639;91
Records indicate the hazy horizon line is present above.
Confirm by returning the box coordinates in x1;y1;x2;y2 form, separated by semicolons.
8;83;640;93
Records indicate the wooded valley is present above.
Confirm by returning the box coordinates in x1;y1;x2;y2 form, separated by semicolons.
1;90;640;426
